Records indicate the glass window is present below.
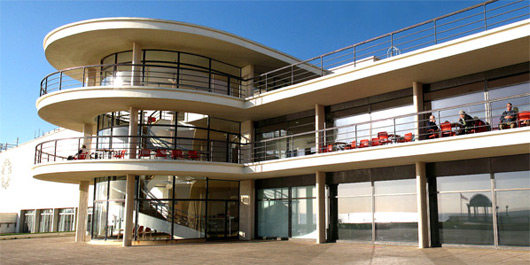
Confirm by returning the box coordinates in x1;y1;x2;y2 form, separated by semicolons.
257;200;288;238
437;174;491;192
137;199;171;240
291;198;317;238
292;186;316;198
374;179;416;195
139;175;173;200
109;177;126;200
437;192;494;245
92;202;108;239
495;171;530;189
374;195;418;242
95;177;108;201
257;188;288;200
338;182;371;197
496;190;530;247
337;196;372;241
174;177;206;199
208;180;238;200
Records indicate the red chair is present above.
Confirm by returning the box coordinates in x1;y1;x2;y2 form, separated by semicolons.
188;150;199;160
403;133;413;142
474;119;488;133
371;138;381;146
155;149;167;159
427;129;439;139
518;111;530;127
359;139;370;148
77;152;88;160
113;150;126;159
377;132;391;144
440;122;455;137
171;149;184;159
138;148;151;158
344;141;356;150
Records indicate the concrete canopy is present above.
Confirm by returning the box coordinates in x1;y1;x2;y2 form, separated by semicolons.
43;17;303;73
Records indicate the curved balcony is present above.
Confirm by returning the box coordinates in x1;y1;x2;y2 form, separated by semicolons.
35;135;245;165
40;63;247;98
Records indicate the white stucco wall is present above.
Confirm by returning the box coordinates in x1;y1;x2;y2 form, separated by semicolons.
0;128;93;213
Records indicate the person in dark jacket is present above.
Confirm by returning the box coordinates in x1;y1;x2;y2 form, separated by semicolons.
499;102;517;129
426;115;439;138
456;110;474;135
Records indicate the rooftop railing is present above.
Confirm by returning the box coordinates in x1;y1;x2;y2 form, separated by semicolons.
251;0;529;93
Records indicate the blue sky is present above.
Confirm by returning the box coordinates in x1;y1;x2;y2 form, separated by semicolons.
0;0;482;144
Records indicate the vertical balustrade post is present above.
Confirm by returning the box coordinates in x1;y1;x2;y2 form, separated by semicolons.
434;20;437;44
483;3;488;30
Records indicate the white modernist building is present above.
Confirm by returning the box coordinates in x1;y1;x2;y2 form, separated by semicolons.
8;0;530;248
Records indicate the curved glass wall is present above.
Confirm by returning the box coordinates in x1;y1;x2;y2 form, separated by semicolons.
100;50;242;96
95;110;241;163
92;176;239;241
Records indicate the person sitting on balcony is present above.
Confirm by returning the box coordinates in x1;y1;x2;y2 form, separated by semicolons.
76;145;89;160
427;115;439;138
456;110;474;135
499;102;517;130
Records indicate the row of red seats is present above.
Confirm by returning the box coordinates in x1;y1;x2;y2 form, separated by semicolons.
323;131;413;152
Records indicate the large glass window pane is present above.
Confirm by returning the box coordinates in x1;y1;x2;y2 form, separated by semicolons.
137;199;171;240
139;175;173;200
337;197;372;241
109;177;126;200
438;192;494;245
58;208;75;232
374;195;418;242
257;200;288;238
292;198;317;239
172;200;205;239
23;210;35;233
174;177;206;199
374;179;416;195
338;182;371;197
495;171;530;189
92;202;108;239
107;201;126;239
208;180;238;200
39;209;53;233
437;174;491;192
257;188;288;200
207;201;226;239
496;190;530;247
95;177;108;201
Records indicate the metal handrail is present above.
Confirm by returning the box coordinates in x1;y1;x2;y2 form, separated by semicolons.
40;63;245;98
250;0;529;93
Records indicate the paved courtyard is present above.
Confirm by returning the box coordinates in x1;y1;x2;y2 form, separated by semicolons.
0;237;529;264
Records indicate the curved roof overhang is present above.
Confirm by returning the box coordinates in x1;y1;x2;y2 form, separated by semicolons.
44;17;302;73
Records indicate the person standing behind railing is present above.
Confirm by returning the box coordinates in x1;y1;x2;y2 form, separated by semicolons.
426;115;439;138
499;102;517;130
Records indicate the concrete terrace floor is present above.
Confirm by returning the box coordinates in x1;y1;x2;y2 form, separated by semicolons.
0;237;529;265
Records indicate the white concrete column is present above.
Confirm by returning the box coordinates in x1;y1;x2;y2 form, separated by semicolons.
242;65;254;97
51;208;59;232
239;180;255;240
128;107;139;159
316;171;326;244
413;82;424;141
75;181;89;242
131;42;142;86
123;174;135;246
82;123;94;154
416;161;429;248
240;120;254;163
315;104;325;153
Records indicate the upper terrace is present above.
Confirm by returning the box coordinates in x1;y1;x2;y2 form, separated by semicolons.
40;0;529;99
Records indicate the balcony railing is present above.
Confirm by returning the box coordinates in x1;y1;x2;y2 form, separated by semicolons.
35;93;529;166
34;135;243;164
251;0;529;93
40;63;245;97
250;93;530;162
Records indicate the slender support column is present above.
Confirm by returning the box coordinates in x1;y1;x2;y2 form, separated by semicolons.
123;174;135;246
416;161;429;248
82;123;93;154
131;42;143;86
239;180;255;240
129;107;139;159
240;120;254;163
242;65;254;97
75;181;89;242
413;82;424;141
51;208;59;232
315;104;325;153
316;171;326;244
